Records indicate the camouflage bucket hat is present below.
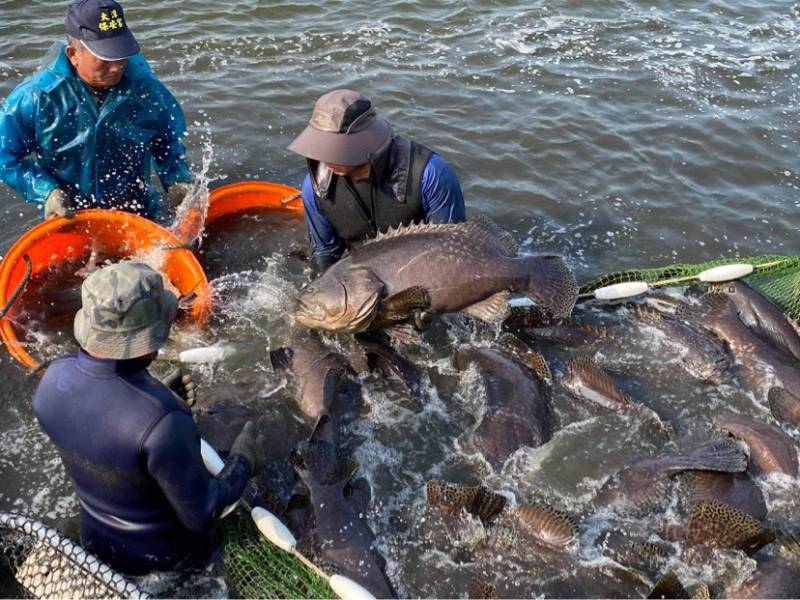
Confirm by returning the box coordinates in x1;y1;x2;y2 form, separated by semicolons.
74;262;178;360
287;89;392;166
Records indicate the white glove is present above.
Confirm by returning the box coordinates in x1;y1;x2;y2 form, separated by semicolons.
44;188;74;219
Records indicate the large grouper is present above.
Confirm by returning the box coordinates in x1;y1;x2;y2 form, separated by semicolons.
292;216;578;334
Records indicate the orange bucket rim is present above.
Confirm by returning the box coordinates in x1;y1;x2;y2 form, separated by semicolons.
0;209;211;371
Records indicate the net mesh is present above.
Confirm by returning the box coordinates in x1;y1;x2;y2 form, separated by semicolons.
219;509;331;599
580;254;800;320
0;513;148;599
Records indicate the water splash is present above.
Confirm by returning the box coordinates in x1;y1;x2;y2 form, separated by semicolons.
170;138;215;247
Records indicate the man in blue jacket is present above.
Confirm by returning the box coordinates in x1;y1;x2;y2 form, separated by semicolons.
288;89;466;276
33;262;263;574
0;0;192;219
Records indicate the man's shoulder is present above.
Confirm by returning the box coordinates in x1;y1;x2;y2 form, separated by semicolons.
120;371;189;416
125;55;174;98
4;69;62;108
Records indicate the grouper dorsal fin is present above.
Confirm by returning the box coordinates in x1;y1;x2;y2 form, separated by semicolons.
468;579;498;600
369;215;519;256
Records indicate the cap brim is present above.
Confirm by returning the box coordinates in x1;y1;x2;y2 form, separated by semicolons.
288;118;392;166
82;31;140;61
73;291;177;360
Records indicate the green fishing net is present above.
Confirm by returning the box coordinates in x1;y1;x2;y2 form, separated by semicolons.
580;255;800;320
218;509;331;599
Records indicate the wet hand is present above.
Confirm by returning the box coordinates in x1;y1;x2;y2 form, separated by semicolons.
230;421;267;475
44;188;74;219
160;367;196;408
167;182;192;210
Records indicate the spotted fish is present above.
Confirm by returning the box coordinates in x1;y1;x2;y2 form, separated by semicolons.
677;293;800;408
595;438;748;512
708;280;800;362
714;413;799;477
563;356;671;435
634;303;731;384
683;471;767;520
455;346;554;469
685;500;775;554
727;535;800;599
293;216;578;334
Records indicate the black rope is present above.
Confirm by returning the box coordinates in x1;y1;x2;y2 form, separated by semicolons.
0;255;32;320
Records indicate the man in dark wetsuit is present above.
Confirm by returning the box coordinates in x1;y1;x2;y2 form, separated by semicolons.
33;262;263;574
288;89;466;276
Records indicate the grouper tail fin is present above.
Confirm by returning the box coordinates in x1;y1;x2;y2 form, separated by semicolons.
660;438;748;476
519;255;578;319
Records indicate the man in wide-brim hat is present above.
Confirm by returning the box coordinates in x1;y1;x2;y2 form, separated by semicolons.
289;89;466;276
33;261;265;574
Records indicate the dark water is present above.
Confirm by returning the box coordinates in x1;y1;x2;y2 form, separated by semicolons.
1;1;798;597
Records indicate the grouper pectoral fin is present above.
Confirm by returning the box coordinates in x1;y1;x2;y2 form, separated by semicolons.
518;255;578;319
382;323;423;345
425;480;507;524
461;290;511;322
686;500;776;554
380;286;430;320
512;503;579;549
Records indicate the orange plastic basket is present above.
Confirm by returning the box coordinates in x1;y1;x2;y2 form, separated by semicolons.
206;181;302;224
0;209;212;369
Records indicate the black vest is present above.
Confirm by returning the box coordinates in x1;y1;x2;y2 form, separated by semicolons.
312;135;432;246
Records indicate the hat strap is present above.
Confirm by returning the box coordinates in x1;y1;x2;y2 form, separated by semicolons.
344;106;376;135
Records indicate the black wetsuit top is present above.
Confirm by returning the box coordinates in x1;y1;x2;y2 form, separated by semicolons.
33;350;250;574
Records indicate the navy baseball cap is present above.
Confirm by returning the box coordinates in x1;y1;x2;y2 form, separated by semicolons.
66;0;140;61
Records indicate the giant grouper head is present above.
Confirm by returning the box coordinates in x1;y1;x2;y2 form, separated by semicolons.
292;262;384;333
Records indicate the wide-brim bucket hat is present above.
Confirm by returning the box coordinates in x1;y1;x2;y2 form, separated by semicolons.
288;89;392;166
74;262;178;360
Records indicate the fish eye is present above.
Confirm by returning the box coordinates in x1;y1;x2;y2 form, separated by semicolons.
727;285;735;293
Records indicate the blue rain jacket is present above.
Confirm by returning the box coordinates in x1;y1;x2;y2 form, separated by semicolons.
0;44;191;217
33;351;250;574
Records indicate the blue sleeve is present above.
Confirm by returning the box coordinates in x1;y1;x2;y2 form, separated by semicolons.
151;82;191;189
0;85;60;204
420;153;466;224
143;411;250;533
301;174;344;259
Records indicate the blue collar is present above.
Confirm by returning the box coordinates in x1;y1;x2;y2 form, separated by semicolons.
75;349;150;377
